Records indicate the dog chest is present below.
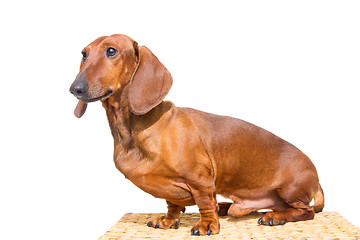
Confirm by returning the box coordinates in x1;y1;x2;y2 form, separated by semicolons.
129;173;195;206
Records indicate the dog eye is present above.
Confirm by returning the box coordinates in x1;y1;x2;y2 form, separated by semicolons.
106;47;118;57
81;51;87;61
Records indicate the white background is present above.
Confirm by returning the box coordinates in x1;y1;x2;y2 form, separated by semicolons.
1;1;359;239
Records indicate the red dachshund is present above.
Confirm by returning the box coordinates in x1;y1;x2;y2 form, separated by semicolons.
70;34;324;235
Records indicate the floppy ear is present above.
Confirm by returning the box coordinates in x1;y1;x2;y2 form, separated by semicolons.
129;46;173;115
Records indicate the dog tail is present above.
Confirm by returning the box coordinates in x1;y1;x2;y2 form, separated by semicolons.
314;183;324;213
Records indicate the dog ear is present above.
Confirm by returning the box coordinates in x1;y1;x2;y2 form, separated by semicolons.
129;46;173;115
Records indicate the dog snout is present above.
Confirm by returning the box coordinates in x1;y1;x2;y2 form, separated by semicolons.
70;78;89;98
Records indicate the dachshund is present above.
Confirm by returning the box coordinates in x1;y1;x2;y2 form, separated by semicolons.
69;34;324;236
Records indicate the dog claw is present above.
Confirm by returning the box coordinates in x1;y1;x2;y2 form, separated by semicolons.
147;221;152;227
191;229;200;236
174;220;179;229
258;217;285;226
155;223;159;228
207;229;212;235
269;218;274;226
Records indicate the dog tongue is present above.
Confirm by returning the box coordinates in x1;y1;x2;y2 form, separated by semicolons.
74;100;87;118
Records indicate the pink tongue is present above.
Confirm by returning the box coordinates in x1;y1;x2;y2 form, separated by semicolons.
74;100;87;118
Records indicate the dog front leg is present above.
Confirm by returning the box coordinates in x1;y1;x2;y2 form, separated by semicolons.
189;186;220;235
147;200;185;229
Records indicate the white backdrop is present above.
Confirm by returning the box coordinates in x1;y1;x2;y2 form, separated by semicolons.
1;1;359;239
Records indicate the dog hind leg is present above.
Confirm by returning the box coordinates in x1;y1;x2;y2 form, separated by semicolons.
258;185;316;226
227;202;259;217
218;202;258;217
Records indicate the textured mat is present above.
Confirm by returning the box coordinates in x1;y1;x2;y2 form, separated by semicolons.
99;211;360;239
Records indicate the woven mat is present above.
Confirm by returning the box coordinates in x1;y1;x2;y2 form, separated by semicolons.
99;211;360;239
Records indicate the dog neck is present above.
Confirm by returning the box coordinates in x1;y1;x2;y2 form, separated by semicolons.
101;84;174;177
102;84;133;150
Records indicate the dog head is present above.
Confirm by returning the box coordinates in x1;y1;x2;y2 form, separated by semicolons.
69;34;172;117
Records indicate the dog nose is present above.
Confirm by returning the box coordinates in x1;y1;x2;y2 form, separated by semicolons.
70;80;89;97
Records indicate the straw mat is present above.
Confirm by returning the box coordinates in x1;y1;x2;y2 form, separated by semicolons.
99;211;360;239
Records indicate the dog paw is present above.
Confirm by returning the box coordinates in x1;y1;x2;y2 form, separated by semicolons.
258;212;286;226
147;215;180;229
191;220;219;236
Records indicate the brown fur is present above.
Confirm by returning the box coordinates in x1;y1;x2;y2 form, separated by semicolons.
69;34;324;235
